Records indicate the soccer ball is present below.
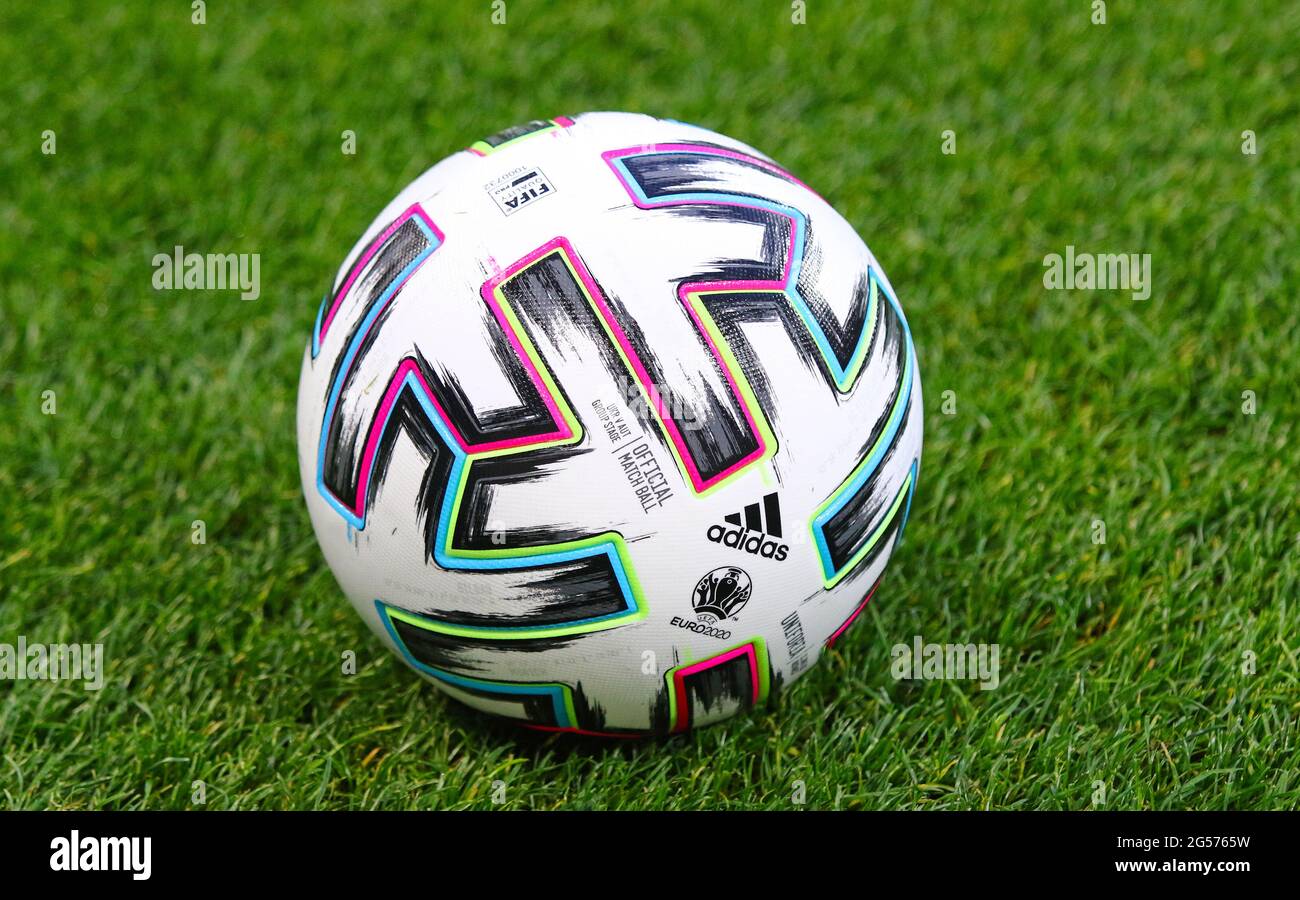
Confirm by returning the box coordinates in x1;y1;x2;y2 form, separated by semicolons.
297;112;922;735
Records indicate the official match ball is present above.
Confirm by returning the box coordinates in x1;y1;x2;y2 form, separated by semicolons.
297;112;922;735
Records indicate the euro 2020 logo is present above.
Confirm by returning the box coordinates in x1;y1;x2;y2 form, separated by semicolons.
692;567;752;624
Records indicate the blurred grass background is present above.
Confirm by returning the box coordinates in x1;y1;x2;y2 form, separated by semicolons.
0;0;1296;809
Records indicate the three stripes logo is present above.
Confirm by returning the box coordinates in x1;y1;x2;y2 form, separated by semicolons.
706;492;790;562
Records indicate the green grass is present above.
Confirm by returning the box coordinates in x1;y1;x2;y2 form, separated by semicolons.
1;0;1297;810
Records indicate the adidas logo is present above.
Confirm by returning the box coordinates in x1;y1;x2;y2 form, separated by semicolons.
705;492;790;562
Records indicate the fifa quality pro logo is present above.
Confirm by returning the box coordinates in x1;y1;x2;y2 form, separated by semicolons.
486;166;556;216
705;491;789;561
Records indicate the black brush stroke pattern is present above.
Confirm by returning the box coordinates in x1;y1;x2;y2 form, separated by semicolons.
323;218;432;502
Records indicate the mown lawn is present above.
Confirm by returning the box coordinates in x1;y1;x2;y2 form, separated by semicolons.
0;0;1296;809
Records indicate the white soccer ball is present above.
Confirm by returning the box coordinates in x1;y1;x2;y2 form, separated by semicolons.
297;112;922;735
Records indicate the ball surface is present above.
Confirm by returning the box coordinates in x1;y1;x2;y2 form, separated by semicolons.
297;112;921;735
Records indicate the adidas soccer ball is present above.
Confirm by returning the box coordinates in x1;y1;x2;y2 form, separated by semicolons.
297;112;922;735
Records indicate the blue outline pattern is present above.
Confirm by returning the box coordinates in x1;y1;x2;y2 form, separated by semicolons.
805;273;918;581
351;370;642;636
310;292;328;359
609;150;881;390
311;216;642;635
612;148;920;586
377;600;575;727
315;213;442;527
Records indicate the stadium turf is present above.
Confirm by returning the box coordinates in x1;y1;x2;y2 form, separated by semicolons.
0;0;1296;809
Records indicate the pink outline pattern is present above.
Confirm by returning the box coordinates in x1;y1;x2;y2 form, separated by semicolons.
329;227;575;521
596;143;831;489
508;237;767;493
671;643;761;733
603;142;820;198
318;204;440;347
826;579;881;647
